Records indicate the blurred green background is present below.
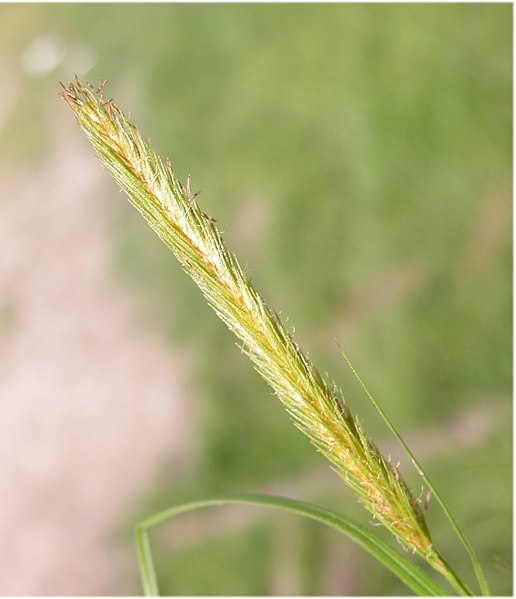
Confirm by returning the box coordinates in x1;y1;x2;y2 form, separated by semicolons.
0;3;511;595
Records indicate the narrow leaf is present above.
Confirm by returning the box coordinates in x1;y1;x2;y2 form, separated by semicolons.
338;345;485;596
135;494;450;597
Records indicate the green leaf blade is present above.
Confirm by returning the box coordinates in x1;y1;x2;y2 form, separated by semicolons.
135;494;449;596
338;345;487;596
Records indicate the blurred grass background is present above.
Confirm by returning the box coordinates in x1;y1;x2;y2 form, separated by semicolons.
0;3;512;595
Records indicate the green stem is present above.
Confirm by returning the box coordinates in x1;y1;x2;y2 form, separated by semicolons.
135;494;450;596
433;552;474;597
338;346;489;596
135;524;159;596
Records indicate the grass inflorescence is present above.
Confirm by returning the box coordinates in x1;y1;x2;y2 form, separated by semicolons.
60;79;473;594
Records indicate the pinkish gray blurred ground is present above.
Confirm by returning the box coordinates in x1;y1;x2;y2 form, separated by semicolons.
0;94;194;593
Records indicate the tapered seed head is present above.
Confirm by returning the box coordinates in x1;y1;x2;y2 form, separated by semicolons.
60;79;437;562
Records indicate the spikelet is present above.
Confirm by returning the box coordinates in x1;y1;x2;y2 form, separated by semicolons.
60;79;443;566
